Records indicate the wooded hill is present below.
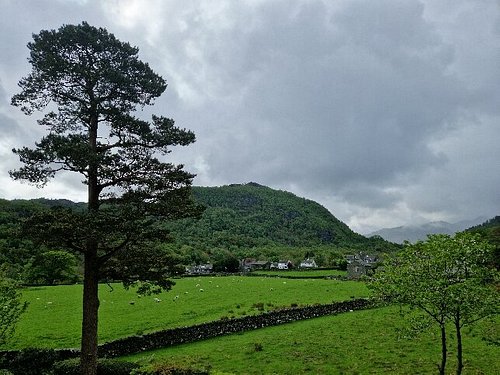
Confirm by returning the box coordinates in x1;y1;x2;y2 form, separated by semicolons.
166;183;398;253
2;186;499;280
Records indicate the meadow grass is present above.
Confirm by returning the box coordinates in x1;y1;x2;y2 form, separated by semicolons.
252;269;346;277
4;276;369;350
124;306;500;375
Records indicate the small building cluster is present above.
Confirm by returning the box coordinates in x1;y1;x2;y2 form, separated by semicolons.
185;263;214;275
188;257;321;274
345;253;379;279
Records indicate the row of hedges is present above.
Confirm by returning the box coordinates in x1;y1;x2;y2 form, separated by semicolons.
1;298;372;372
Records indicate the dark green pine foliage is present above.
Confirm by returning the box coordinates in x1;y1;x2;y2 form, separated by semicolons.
167;183;396;252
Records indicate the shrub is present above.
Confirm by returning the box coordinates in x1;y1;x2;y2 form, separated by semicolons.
6;348;60;375
131;363;209;375
252;302;265;311
52;358;139;375
51;358;80;375
253;342;263;352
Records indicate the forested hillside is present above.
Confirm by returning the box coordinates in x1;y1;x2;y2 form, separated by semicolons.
0;185;400;280
166;183;396;252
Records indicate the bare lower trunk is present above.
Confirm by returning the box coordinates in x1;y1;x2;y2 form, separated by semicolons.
81;111;100;375
439;324;447;375
455;320;463;375
80;245;99;375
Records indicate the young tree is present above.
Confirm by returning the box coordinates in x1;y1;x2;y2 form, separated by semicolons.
0;278;28;346
10;22;202;374
370;233;499;375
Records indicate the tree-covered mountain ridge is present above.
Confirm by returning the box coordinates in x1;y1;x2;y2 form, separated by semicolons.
0;183;397;253
166;182;397;252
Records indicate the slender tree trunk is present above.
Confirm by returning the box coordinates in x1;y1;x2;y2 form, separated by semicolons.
81;114;100;375
80;246;99;375
455;318;463;375
439;324;447;375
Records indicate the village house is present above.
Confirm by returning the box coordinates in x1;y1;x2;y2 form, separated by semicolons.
299;258;318;269
270;260;293;270
346;253;379;279
241;259;269;272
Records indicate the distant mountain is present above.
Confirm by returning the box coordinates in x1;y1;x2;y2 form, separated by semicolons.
167;183;398;252
368;217;487;244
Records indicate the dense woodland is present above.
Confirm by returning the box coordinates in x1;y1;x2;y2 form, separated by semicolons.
1;183;498;285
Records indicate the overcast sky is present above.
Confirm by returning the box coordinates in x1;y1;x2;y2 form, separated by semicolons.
0;0;499;234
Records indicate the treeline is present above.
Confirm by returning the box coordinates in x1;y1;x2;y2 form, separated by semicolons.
0;199;82;285
1;184;403;285
2;186;499;285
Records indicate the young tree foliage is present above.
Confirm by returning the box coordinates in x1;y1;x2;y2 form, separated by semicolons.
370;233;499;375
10;22;202;375
0;278;28;346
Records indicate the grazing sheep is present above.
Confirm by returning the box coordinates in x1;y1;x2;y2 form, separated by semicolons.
153;297;161;303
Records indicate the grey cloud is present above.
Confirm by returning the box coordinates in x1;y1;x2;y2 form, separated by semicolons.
0;0;498;232
183;1;464;192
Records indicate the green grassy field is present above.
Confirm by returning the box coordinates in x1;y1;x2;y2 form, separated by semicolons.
5;276;498;374
4;276;369;349
124;306;500;375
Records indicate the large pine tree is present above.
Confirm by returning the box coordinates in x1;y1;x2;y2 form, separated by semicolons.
10;22;201;374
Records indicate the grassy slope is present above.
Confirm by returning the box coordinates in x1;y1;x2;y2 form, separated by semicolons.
4;277;369;350
125;306;500;375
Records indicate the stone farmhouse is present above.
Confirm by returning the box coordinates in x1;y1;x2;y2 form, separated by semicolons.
346;253;379;279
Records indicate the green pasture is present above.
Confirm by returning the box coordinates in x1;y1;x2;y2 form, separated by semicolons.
4;276;369;350
125;306;500;375
252;269;346;278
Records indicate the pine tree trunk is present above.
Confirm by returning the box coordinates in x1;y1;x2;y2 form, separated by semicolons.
80;246;99;375
439;324;447;375
81;115;100;375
